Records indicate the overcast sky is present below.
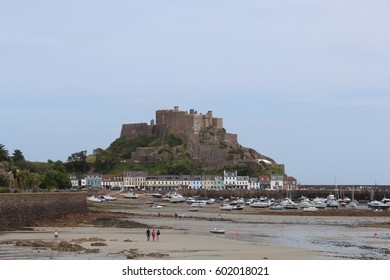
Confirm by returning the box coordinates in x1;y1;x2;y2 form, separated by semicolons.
1;1;389;185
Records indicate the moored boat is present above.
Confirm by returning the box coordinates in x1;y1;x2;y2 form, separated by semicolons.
250;201;270;208
368;200;390;210
219;203;233;211
281;198;299;209
303;206;318;212
232;205;244;210
170;194;185;203
123;192;139;199
86;195;104;203
189;201;207;207
210;228;226;234
206;198;216;204
269;204;284;210
101;195;117;201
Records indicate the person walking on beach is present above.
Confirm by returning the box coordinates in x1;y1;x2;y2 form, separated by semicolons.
54;229;59;242
146;228;151;241
151;230;156;241
157;229;160;241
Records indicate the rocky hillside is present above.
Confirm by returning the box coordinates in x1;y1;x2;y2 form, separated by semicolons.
99;127;284;177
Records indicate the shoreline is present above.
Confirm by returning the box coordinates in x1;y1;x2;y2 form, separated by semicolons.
1;194;389;260
0;226;320;260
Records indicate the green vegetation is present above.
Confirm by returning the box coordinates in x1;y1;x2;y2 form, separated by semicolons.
0;132;285;191
0;144;73;191
228;148;245;159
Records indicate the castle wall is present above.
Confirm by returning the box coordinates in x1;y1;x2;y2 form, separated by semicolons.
193;114;204;134
213;118;223;129
223;133;238;148
155;109;193;138
0;193;88;231
119;107;247;168
122;108;225;142
120;123;153;138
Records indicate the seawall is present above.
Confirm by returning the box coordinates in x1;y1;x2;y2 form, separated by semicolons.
0;192;88;231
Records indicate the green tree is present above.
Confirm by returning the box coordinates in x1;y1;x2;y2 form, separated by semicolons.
12;149;25;162
65;150;90;174
93;148;118;173
17;170;43;190
0;173;7;188
40;170;71;190
0;144;11;163
52;160;66;173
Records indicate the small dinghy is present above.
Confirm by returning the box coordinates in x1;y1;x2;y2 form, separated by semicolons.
210;228;226;234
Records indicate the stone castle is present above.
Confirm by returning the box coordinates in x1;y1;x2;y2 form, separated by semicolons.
120;106;274;170
121;106;239;148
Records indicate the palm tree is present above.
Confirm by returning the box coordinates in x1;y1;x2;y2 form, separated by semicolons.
12;149;25;162
0;144;10;162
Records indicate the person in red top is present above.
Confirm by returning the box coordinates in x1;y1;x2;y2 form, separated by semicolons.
151;230;156;241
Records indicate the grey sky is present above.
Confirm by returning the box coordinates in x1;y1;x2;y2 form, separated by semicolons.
1;1;389;184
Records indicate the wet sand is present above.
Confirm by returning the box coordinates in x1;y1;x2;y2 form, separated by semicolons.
1;193;389;260
0;226;318;260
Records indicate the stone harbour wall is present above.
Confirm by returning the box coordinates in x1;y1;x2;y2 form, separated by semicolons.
0;192;88;231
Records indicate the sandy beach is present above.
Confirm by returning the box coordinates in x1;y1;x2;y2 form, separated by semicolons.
1;193;389;260
0;226;317;260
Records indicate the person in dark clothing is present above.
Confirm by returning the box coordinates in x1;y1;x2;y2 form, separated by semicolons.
146;228;151;241
157;229;160;241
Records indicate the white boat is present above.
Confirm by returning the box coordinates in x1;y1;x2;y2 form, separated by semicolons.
206;198;216;204
250;201;270;208
86;195;104;203
343;197;351;204
219;203;233;211
312;197;327;204
269;204;284;210
381;197;390;204
170;194;185;203
190;201;207;207
311;201;327;209
229;200;238;205
299;201;312;208
232;205;244;210
150;204;162;209
186;197;196;204
123;192;139;199
281;198;299;209
327;200;339;208
210;228;226;234
188;207;199;212
246;198;255;205
303;206;318;212
349;201;358;208
368;200;390;210
102;195;117;201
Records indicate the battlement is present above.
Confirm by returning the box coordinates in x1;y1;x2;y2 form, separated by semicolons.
121;106;229;145
155;106;223;137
